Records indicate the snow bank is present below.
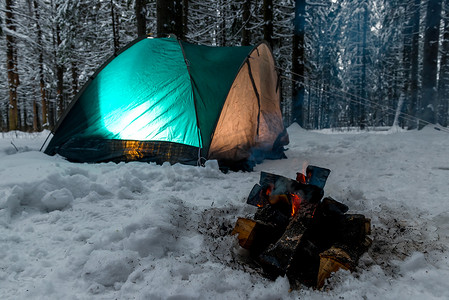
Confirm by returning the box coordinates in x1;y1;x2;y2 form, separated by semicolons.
1;127;449;299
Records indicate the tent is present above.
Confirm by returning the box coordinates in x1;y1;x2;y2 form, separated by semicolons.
44;36;289;169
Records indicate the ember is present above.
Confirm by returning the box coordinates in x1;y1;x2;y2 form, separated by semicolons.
290;193;301;217
232;166;371;289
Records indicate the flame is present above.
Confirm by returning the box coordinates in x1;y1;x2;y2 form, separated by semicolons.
265;184;273;196
302;161;308;176
296;173;306;184
290;193;301;217
258;184;274;208
296;161;309;184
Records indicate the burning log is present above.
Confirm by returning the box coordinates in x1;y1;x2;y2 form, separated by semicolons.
232;167;371;289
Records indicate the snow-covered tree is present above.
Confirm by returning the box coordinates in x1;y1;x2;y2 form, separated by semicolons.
4;0;19;130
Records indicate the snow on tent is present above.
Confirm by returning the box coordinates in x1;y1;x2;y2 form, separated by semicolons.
44;36;289;169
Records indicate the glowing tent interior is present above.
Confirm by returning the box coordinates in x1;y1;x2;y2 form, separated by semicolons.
44;36;289;170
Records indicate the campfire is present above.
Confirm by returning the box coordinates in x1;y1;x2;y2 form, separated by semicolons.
232;166;372;289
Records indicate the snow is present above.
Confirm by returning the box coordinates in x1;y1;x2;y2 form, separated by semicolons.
1;126;449;299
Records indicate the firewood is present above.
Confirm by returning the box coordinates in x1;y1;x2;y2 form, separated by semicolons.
316;246;353;289
232;217;283;253
320;197;349;216
258;216;309;278
316;236;373;289
232;218;258;249
305;165;331;189
337;214;371;245
364;218;371;235
258;200;317;278
254;202;291;228
259;171;324;203
234;169;372;290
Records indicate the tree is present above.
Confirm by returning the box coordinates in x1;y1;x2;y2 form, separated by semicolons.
136;0;147;37
217;0;227;46
292;0;306;127
111;0;120;53
409;0;421;128
182;0;188;39
156;0;183;37
263;0;273;48
5;0;19;130
242;0;252;46
400;0;415;129
32;0;46;130
0;13;4;130
438;1;449;126
359;0;369;129
421;0;443;126
305;1;343;129
54;1;64;120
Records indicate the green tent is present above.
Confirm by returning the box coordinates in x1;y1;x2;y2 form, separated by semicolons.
44;36;288;169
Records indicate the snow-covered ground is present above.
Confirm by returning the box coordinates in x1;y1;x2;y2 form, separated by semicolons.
1;125;449;300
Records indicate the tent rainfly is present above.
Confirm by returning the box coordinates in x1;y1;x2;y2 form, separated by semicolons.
44;36;289;170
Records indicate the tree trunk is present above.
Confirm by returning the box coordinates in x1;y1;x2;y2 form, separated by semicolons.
156;0;183;37
71;44;79;98
402;0;414;129
111;0;120;53
5;0;19;131
409;0;421;129
242;0;251;46
420;0;443;127
218;0;227;46
20;102;25;131
393;93;405;128
360;1;368;129
33;99;39;132
33;0;46;130
56;23;64;118
292;0;306;127
0;104;3;131
135;0;147;37
182;0;188;40
437;3;449;127
263;0;273;48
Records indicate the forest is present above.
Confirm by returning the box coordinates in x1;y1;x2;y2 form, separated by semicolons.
0;0;448;132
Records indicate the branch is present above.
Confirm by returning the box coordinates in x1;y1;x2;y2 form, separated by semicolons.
306;1;328;7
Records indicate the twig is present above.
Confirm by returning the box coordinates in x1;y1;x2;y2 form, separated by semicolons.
11;141;18;152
